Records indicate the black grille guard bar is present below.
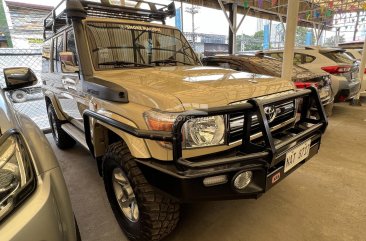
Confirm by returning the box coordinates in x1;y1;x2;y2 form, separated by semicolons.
83;87;328;171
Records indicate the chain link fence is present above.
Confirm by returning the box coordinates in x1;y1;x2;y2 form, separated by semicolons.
0;48;50;131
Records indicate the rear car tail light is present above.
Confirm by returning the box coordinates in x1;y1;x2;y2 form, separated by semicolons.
294;82;319;89
321;65;351;74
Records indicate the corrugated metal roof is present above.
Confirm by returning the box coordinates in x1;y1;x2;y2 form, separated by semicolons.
5;1;53;11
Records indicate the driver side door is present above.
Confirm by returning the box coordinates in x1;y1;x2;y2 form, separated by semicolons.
55;29;86;130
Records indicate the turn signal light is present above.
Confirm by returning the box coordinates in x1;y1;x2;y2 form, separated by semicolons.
203;175;228;187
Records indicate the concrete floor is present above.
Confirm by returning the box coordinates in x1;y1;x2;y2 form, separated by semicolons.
48;99;366;241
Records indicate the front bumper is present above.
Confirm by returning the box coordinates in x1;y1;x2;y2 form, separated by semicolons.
136;125;322;202
84;87;327;203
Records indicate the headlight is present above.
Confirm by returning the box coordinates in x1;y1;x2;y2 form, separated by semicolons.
0;132;35;222
144;109;226;149
183;115;225;148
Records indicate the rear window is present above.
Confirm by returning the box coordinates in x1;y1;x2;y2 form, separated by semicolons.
293;54;302;65
267;52;283;60
345;52;355;59
322;51;354;64
304;54;316;63
266;52;315;64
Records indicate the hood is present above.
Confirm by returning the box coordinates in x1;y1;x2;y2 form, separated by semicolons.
95;66;294;111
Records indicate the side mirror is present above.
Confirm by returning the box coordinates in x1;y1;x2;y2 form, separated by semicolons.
3;67;37;90
60;51;79;73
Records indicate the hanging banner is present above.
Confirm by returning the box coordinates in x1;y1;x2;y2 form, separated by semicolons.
175;7;182;31
244;0;249;9
263;24;270;50
306;31;313;46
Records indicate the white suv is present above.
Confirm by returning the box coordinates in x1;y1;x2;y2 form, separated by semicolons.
263;48;361;102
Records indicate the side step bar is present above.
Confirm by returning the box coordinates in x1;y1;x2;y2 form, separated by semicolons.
61;123;89;150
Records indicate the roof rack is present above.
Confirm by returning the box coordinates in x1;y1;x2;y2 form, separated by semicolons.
43;0;176;40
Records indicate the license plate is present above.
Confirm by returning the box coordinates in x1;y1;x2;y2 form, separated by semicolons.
284;140;311;173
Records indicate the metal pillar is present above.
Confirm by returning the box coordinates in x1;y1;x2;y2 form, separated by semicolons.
281;0;300;81
218;1;247;55
313;23;324;46
334;27;340;46
353;11;360;41
181;1;184;32
351;37;366;106
269;20;272;49
186;4;199;49
228;3;237;54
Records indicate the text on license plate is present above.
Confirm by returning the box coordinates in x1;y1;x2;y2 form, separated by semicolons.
284;140;311;173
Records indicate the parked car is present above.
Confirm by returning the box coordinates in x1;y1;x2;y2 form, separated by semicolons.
202;54;334;116
42;1;327;240
0;67;79;241
263;47;361;102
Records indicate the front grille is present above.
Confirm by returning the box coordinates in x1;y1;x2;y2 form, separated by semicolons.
228;100;296;143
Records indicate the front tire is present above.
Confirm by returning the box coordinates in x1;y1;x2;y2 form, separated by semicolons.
103;142;180;241
47;104;76;149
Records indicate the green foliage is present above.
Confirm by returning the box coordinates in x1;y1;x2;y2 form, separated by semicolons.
296;27;316;46
323;35;346;47
237;30;264;51
237;27;315;51
254;30;264;39
296;27;307;46
0;1;13;47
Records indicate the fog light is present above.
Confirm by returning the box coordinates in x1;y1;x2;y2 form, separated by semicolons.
203;175;228;187
233;171;253;190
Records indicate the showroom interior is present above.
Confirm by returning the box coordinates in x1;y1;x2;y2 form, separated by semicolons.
0;0;365;241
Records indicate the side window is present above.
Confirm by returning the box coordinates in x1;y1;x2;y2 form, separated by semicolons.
66;30;79;66
269;53;283;60
293;53;302;65
42;39;51;73
345;52;355;60
304;54;315;63
228;63;242;71
53;35;64;73
218;62;230;69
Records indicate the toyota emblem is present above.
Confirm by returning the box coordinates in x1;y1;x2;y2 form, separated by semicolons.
264;105;277;123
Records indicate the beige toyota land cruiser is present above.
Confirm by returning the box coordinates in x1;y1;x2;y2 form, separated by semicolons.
42;1;328;240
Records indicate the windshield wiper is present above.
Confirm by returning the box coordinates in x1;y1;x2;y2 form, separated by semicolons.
99;61;152;68
151;59;193;66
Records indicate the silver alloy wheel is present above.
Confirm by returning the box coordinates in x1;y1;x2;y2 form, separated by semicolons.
112;168;139;223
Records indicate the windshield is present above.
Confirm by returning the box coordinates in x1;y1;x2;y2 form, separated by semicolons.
86;22;199;70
